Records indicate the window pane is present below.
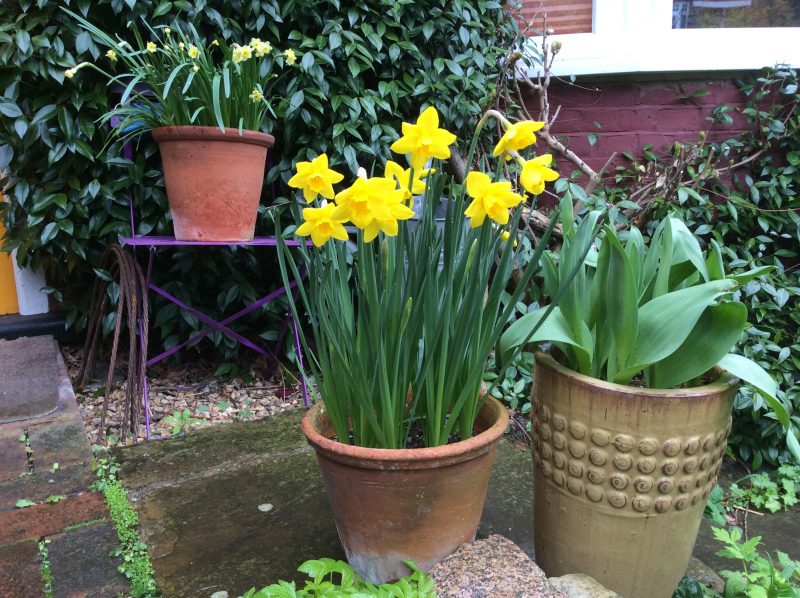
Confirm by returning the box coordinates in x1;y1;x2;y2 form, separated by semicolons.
673;0;800;28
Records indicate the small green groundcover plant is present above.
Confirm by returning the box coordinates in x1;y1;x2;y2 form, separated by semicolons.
498;199;799;461
63;8;297;136
92;449;158;598
675;527;800;598
242;558;437;597
242;558;438;598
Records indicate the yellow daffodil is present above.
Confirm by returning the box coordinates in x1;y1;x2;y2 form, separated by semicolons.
232;44;253;63
493;120;545;157
331;177;414;242
106;49;117;62
283;48;297;64
211;39;219;46
252;40;272;57
384;161;433;204
463;171;524;228
164;27;172;35
188;45;200;59
288;154;345;203
192;65;199;72
250;37;261;47
249;88;264;103
390;106;457;170
519;154;559;196
146;41;157;53
500;229;519;247
296;202;349;247
64;62;89;79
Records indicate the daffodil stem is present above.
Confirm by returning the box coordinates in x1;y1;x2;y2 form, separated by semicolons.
463;109;512;180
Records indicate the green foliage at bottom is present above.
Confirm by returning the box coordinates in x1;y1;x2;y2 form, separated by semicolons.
93;452;158;598
242;558;438;598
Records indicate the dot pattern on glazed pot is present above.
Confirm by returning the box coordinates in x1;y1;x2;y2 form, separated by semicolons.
531;403;731;514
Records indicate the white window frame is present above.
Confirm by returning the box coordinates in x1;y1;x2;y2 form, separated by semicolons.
537;0;800;77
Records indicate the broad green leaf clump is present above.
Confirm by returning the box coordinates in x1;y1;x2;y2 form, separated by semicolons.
499;198;799;461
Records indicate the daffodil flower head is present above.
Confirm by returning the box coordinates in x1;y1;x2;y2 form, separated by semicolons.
295;202;350;247
519;154;559;196
64;62;90;80
250;37;261;48
493;120;545;157
253;40;272;57
178;41;185;50
105;49;117;62
464;171;524;228
500;229;519;247
188;45;200;59
390;106;457;170
331;177;414;242
146;41;157;53
164;27;172;35
384;161;433;204
211;39;219;46
232;44;252;63
192;64;199;72
283;48;297;64
288;154;345;203
249;88;264;103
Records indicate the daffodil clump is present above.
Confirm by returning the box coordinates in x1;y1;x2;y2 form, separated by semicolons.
63;9;300;136
277;107;564;450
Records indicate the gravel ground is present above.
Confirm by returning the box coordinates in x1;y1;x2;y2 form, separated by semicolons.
61;346;306;446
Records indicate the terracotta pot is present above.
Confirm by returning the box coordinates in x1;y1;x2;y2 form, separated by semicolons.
152;126;275;241
302;397;509;583
531;352;737;598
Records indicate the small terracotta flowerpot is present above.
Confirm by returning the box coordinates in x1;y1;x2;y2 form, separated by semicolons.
152;126;275;242
531;352;738;598
302;397;509;583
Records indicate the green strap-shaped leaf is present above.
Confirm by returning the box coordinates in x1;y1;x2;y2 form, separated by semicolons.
717;353;787;429
706;239;725;280
614;279;736;384
669;216;709;282
211;73;224;131
604;225;638;377
649;301;747;389
497;306;581;369
727;265;773;285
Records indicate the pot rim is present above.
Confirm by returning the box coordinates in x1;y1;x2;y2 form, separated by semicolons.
301;395;509;469
535;351;739;398
152;125;275;148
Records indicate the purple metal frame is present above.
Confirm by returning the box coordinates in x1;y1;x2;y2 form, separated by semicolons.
120;235;311;439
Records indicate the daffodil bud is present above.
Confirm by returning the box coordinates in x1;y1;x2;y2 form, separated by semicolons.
400;297;413;332
552;40;562;52
465;238;478;271
380;237;389;273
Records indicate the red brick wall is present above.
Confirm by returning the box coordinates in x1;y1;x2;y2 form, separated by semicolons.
517;0;593;34
524;79;754;179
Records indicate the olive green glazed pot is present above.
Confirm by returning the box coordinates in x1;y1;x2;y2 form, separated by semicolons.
531;352;738;598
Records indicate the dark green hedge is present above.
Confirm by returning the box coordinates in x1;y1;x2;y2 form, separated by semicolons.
0;0;520;357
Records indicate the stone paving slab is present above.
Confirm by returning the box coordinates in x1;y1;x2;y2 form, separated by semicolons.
0;539;44;598
0;336;59;423
0;492;107;545
49;522;128;598
115;410;537;597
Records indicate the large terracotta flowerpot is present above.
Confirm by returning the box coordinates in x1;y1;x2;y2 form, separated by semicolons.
152;126;275;242
302;396;509;583
531;352;737;598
